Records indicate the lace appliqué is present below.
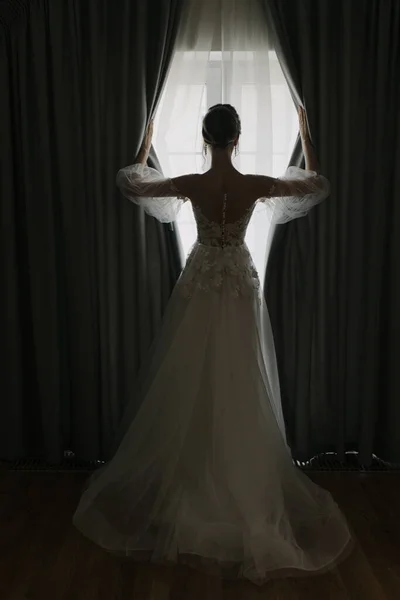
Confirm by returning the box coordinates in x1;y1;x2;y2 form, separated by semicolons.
177;203;261;302
193;204;252;248
179;245;261;301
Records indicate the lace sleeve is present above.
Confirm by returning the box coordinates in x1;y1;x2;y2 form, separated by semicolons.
116;163;187;223
260;167;330;225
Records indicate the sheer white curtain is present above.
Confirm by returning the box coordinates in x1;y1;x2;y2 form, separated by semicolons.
153;0;298;279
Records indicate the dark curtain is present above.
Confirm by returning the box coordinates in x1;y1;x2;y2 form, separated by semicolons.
0;0;184;463
261;0;400;463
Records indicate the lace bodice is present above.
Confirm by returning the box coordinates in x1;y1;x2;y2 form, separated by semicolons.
178;200;260;301
116;163;331;301
192;200;255;248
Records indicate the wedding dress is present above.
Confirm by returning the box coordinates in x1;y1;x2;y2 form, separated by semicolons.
73;164;353;585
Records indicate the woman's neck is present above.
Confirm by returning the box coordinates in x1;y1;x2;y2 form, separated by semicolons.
210;148;235;171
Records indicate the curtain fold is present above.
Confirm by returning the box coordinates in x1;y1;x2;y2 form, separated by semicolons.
0;0;184;462
261;0;400;463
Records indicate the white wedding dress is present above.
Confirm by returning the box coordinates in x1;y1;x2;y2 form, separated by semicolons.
73;164;353;585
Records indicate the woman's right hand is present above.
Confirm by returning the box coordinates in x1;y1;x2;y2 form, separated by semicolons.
298;107;319;171
298;106;311;143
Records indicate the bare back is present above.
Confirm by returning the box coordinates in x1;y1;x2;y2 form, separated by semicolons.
116;162;330;238
182;169;264;226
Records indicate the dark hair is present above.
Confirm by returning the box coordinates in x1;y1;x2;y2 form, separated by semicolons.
202;104;241;149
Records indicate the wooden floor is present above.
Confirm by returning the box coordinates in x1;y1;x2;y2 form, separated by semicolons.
0;469;400;600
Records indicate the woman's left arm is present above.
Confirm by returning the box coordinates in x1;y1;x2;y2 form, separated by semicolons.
135;120;154;165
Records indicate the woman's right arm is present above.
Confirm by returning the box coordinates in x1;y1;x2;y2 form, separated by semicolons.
249;107;326;199
298;106;319;172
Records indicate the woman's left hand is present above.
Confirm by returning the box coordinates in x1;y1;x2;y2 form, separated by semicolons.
142;120;154;152
135;120;154;164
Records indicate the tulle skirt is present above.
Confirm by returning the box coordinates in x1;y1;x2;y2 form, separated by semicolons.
73;242;353;585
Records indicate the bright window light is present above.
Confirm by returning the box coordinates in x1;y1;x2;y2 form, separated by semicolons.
154;50;298;280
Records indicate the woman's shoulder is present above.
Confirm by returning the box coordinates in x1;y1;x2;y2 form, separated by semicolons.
170;173;202;197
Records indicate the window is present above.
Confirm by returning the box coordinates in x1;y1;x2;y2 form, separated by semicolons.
154;49;297;280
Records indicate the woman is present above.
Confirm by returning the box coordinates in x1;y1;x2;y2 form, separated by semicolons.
73;105;353;585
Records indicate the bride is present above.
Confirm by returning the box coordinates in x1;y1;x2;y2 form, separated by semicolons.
73;105;353;585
